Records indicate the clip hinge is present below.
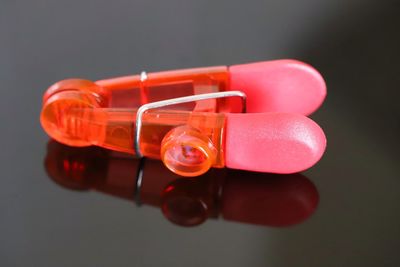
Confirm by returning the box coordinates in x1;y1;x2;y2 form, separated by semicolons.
134;91;247;157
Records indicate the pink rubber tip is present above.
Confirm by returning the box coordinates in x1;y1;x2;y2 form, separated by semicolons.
229;60;327;115
225;113;326;173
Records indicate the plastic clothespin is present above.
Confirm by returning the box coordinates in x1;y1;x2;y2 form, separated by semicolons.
40;59;327;177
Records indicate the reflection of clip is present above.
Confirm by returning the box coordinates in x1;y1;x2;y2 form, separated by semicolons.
40;60;327;176
45;141;320;227
134;157;146;206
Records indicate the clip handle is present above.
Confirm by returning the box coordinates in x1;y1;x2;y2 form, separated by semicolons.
41;69;238;177
41;88;228;176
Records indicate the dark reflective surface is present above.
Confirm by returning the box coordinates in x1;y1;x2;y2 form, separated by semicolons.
2;0;400;266
45;141;319;228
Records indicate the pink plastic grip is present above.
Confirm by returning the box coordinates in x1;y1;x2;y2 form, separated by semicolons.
225;113;326;173
229;59;326;115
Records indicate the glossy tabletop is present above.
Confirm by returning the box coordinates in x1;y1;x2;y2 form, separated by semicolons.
1;0;399;266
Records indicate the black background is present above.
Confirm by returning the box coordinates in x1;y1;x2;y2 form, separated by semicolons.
1;0;400;266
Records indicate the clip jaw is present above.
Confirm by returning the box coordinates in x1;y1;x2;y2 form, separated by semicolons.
40;60;327;177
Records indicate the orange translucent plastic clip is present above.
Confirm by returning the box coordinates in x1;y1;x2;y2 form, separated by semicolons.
41;67;245;176
41;60;327;177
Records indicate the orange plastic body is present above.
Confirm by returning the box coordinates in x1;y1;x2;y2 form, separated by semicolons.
41;67;231;176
